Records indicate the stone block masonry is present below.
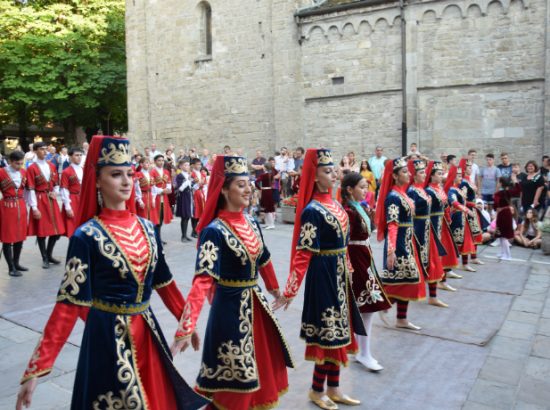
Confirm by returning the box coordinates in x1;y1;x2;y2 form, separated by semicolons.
126;0;550;162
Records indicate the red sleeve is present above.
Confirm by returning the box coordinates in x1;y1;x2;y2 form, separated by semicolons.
175;275;214;340
255;174;263;189
259;261;279;291
283;249;313;299
156;281;186;320
60;169;70;190
21;303;88;384
26;166;35;190
452;201;467;212
387;222;398;254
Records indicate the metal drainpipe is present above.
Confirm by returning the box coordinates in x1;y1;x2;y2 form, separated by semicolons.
400;0;407;156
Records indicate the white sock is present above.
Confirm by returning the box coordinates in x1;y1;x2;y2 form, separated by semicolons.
270;212;276;228
357;312;375;362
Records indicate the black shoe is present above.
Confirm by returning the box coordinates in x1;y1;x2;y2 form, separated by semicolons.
8;269;22;277
162;240;167;245
191;232;198;238
42;259;50;269
184;236;193;242
14;264;28;272
48;256;61;265
13;242;27;271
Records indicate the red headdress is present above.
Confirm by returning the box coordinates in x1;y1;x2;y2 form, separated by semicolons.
289;148;333;272
196;155;249;235
77;135;132;227
424;161;434;188
458;158;471;182
375;157;407;242
444;165;461;193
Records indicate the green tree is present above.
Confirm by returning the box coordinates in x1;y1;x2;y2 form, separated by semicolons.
0;0;127;148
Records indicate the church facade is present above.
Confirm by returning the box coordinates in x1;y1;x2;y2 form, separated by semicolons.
126;0;550;162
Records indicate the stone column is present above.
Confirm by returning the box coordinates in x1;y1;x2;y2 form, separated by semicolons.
544;0;550;153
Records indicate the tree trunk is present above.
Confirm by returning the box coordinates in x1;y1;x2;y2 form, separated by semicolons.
64;117;77;146
17;104;29;150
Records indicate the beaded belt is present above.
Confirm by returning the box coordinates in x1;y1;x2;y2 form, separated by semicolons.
398;223;413;227
2;196;23;200
92;299;150;315
217;278;258;288
414;215;430;219
318;248;347;256
349;239;370;247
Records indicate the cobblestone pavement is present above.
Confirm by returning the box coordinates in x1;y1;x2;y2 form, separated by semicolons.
0;216;549;410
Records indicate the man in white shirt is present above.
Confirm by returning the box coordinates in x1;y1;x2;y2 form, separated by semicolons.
149;143;162;161
468;149;480;186
274;147;294;198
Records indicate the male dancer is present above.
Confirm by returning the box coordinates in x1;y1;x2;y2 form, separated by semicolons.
60;147;83;237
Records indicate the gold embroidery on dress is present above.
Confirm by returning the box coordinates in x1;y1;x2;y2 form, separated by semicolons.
198;240;220;273
301;255;350;342
311;202;341;238
387;204;399;223
199;289;258;383
299;222;317;248
92;315;144;410
356;270;385;307
59;257;88;297
177;302;194;338
98;143;131;166
218;223;248;266
380;226;421;281
82;222;130;279
25;335;43;374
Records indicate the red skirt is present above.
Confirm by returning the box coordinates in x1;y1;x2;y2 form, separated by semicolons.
199;295;289;410
382;241;427;302
460;220;477;255
0;198;27;243
63;193;80;238
348;244;392;313
27;192;65;237
193;190;205;219
131;315;178;410
440;221;459;269
260;188;276;213
155;194;173;224
496;207;515;239
427;231;445;283
137;191;159;225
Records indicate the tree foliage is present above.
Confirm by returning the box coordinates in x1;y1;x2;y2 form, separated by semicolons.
0;0;127;146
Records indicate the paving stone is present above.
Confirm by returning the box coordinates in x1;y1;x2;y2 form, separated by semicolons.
498;320;537;341
531;335;550;359
537;318;550;336
461;401;502;410
514;401;549;410
466;378;516;409
506;310;540;325
510;297;545;315
478;356;524;386
487;336;533;361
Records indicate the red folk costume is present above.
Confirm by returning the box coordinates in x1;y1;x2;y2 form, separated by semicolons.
60;163;83;237
20;136;207;410
150;166;173;224
125;163;138;214
282;149;365;406
255;169;277;213
135;169;160;225
494;183;521;239
191;168;207;219
424;161;459;270
0;166;27;243
180;155;293;410
26;160;65;237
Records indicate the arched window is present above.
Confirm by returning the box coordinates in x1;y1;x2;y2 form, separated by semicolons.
198;1;212;56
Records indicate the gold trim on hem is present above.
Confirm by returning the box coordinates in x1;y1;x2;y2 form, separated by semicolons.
152;278;173;290
128;316;150;410
318;248;347;256
384;294;427;302
56;295;92;307
305;355;351;368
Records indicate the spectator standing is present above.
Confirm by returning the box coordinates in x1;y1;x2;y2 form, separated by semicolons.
174;159;193;242
81;141;89;165
223;145;232;155
274;147;294;197
200;148;210;166
150;143;162;160
497;152;513;179
289;147;305;192
368;145;387;192
251;150;267;179
478;153;501;211
24;143;36;168
520;160;545;216
467;149;480;184
0;154;7;168
58;147;70;173
348;151;360;173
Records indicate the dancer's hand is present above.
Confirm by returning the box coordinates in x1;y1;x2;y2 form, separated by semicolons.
170;331;200;356
268;289;281;300
191;331;201;351
387;252;396;270
16;378;37;410
272;295;292;311
32;209;41;220
66;209;74;219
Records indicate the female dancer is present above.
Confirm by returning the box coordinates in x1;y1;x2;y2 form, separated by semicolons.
424;161;461;293
178;155;294;410
135;156;160;225
341;172;391;372
274;148;365;410
255;161;278;230
445;165;477;272
375;158;426;331
16;135;207;410
406;160;448;308
459;158;484;270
